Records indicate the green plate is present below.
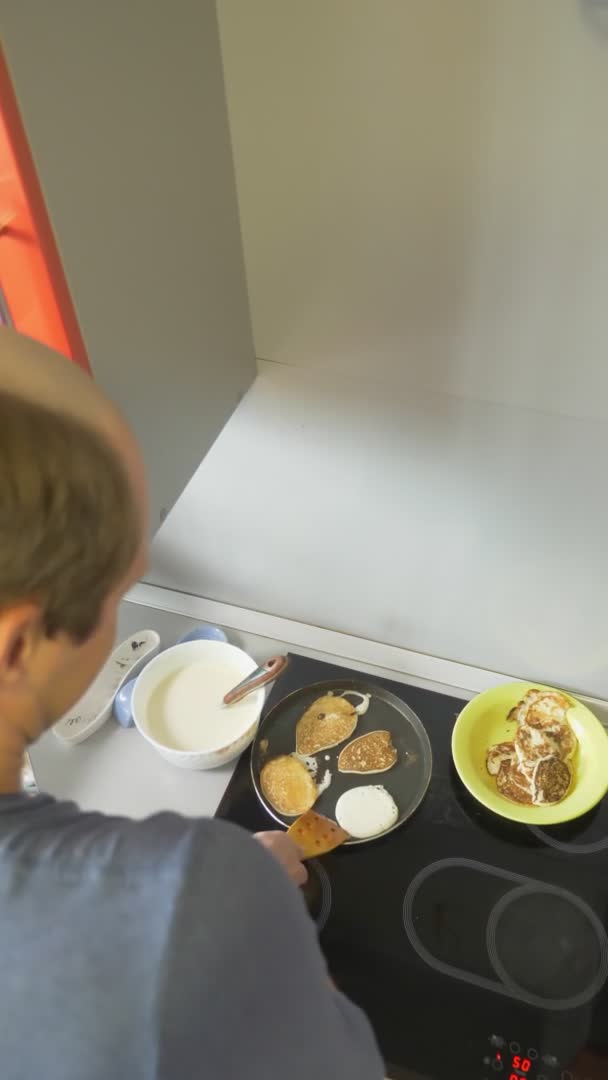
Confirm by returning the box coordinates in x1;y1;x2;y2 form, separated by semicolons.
452;681;608;824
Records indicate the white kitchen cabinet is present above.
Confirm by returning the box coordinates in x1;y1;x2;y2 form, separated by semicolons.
2;0;256;527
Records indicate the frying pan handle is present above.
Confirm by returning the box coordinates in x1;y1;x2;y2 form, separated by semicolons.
223;656;289;706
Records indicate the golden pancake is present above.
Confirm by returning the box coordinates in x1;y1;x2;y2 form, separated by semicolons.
495;759;533;805
532;756;571;805
526;697;570;734
512;691;577;771
525;705;576;757
551;721;577;761
486;741;516;777
507;688;544;725
516;720;576;766
514;724;560;769
338;730;397;774
296;694;358;755
287;810;350;857
509;689;571;730
260;755;318;817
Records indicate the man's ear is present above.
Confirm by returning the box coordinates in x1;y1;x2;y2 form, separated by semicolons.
0;604;45;683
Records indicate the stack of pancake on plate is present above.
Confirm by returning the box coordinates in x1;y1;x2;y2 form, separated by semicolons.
486;689;577;806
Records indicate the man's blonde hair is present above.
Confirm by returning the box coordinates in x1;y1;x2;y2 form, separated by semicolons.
0;390;139;641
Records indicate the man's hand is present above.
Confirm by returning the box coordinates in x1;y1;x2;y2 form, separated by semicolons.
254;831;308;887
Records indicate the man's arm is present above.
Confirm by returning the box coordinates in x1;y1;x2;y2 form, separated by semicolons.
157;818;385;1080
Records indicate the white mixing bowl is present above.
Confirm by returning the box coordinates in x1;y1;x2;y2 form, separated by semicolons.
132;639;265;769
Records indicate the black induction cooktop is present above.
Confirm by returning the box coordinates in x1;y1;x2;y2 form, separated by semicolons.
215;653;608;1080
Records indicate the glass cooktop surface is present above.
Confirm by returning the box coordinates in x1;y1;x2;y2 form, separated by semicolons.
216;654;608;1080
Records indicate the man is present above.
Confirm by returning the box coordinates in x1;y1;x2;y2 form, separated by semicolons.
0;328;384;1079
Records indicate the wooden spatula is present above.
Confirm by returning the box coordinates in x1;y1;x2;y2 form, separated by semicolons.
287;810;350;858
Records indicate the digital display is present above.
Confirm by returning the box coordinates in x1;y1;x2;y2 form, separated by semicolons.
508;1054;533;1078
486;1037;543;1078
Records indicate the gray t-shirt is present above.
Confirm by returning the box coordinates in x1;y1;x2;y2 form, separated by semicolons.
0;793;384;1080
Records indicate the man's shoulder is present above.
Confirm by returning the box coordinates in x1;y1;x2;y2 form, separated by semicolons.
116;809;253;874
87;806;257;888
0;793;256;886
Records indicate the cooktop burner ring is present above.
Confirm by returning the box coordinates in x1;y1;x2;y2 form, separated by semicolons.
528;824;608;855
486;882;608;1011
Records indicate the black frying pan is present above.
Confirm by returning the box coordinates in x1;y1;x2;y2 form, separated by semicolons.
251;678;432;845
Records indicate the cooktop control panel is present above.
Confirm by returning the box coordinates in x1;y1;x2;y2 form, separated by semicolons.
482;1034;593;1080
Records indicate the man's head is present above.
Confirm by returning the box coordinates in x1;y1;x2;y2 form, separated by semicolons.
0;329;147;741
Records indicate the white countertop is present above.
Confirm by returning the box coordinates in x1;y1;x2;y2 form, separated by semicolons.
30;720;236;820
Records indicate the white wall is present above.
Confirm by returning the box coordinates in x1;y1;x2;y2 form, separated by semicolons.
149;362;608;700
2;0;256;526
218;0;608;420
